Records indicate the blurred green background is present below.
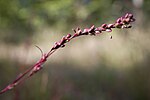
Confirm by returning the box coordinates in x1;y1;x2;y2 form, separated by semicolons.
0;0;150;100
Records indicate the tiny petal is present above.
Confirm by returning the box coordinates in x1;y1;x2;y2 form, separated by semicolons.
107;24;114;28
121;25;125;28
127;25;132;28
95;28;102;33
125;13;129;18
95;31;101;34
130;18;135;22
83;28;89;33
76;27;80;30
7;85;13;90
89;25;95;32
90;25;95;29
125;18;130;23
106;29;112;32
66;34;72;39
116;18;121;23
101;24;107;28
61;44;65;48
53;42;60;49
99;27;106;31
115;23;121;28
128;13;133;18
77;29;82;35
59;36;66;45
73;33;79;37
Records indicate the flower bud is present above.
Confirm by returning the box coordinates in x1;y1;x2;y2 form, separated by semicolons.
125;13;129;18
88;25;95;32
115;23;121;28
101;24;107;28
107;24;114;28
116;18;121;23
128;14;133;18
66;34;72;39
106;29;112;32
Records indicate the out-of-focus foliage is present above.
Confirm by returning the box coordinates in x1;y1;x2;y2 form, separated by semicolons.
1;0;149;44
143;0;150;16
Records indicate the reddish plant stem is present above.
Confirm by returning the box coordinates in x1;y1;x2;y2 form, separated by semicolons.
0;13;135;94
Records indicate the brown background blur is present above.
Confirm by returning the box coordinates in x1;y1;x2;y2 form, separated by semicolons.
0;0;150;100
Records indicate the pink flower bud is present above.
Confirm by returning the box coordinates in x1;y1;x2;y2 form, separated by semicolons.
82;28;89;34
106;29;112;32
116;18;121;23
107;24;114;28
128;13;133;18
66;34;72;39
101;24;107;28
125;13;129;18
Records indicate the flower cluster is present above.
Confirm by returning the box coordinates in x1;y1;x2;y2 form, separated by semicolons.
50;13;135;50
0;13;135;94
115;13;135;28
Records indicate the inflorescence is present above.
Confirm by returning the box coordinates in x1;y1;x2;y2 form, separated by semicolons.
0;13;135;94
